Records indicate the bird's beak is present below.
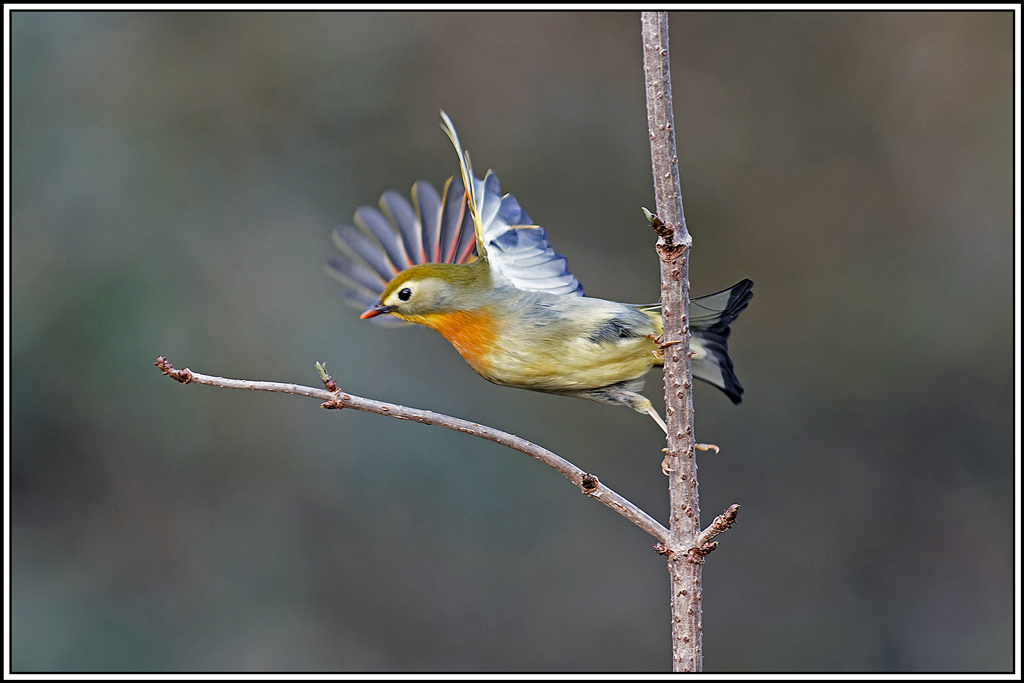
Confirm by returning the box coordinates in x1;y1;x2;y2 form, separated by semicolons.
360;303;395;319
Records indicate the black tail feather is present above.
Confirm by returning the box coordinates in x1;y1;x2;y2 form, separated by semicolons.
690;278;753;333
689;279;753;404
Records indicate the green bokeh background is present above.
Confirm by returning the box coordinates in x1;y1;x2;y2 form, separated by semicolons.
10;10;1015;673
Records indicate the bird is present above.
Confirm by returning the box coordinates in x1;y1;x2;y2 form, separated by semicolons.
327;111;752;435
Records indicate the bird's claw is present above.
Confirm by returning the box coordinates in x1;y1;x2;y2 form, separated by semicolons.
649;333;686;360
649;333;682;348
696;443;720;454
660;447;674;475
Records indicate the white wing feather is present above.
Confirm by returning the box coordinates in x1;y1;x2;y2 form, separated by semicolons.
440;110;584;297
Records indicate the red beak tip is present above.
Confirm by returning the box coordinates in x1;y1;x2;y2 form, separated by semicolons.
359;306;380;320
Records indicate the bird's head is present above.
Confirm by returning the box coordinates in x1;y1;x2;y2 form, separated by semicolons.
360;261;490;321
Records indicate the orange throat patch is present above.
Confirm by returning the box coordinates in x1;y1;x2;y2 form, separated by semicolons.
400;308;496;375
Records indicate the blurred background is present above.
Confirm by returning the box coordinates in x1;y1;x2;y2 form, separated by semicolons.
9;10;1016;673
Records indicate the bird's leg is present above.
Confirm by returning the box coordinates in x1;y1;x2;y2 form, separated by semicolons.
644;406;676;475
645;405;668;434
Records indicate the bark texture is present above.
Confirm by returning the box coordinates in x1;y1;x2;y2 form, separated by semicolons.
641;11;703;673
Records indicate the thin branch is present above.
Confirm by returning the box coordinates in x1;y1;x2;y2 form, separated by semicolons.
695;504;740;556
154;356;669;545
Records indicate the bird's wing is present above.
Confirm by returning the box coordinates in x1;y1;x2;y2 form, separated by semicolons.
328;113;584;320
440;111;584;297
327;174;478;325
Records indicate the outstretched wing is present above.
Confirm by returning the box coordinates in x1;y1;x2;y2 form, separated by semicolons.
327;175;477;324
329;112;584;321
440;111;584;297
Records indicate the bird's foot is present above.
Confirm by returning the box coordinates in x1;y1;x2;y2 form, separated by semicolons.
696;443;720;454
650;333;685;349
649;334;665;361
650;334;691;362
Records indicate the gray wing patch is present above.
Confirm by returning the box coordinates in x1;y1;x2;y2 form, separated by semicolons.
587;317;646;344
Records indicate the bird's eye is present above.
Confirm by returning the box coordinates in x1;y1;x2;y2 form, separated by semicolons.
398;287;412;302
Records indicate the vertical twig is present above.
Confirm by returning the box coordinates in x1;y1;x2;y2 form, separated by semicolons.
641;11;703;672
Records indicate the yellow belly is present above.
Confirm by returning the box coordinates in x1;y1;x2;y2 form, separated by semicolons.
480;330;658;392
402;301;659;392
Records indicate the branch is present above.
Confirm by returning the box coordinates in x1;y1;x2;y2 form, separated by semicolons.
154;356;669;545
642;15;744;672
695;504;740;556
642;11;702;673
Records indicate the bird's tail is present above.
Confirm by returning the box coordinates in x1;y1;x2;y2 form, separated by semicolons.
639;278;753;404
